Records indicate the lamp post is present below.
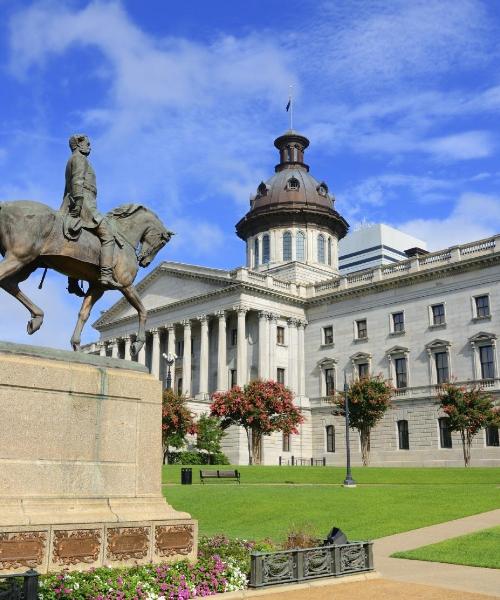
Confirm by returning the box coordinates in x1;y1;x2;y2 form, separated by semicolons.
343;370;357;488
162;352;177;390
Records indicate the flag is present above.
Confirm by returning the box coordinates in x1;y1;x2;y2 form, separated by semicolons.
286;98;291;112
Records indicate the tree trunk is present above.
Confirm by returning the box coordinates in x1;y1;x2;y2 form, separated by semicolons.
461;429;472;467
251;429;262;465
360;427;371;466
245;427;253;465
163;447;168;465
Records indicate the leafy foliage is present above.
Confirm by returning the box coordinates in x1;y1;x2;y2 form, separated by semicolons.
438;382;499;466
210;380;304;464
196;413;227;462
333;375;393;466
162;389;197;463
167;450;229;465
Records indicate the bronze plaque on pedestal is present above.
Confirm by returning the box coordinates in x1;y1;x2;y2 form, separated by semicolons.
0;532;47;570
155;525;194;557
53;530;101;566
107;527;150;561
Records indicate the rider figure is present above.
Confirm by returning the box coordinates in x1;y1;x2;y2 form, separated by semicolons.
64;134;120;295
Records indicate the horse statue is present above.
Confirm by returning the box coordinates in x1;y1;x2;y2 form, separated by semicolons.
0;200;172;355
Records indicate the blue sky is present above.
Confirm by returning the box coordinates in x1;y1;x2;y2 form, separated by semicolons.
1;0;500;349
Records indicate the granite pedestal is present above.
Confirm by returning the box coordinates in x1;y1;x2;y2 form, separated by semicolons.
0;341;197;573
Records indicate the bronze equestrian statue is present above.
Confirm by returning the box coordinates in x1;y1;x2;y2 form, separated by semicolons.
0;134;173;356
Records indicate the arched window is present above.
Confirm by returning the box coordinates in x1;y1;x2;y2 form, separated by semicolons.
254;238;259;268
282;231;292;261
317;234;325;263
262;234;270;264
328;238;332;265
287;177;300;191
296;231;305;261
326;425;335;452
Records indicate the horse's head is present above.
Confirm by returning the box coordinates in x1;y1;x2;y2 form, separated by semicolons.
137;211;174;267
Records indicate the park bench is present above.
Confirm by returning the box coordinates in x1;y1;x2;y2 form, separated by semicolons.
199;469;241;484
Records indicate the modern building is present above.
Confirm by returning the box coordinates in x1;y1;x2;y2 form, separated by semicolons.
87;130;500;467
339;223;427;274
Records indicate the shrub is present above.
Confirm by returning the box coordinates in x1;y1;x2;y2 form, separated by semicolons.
167;451;229;465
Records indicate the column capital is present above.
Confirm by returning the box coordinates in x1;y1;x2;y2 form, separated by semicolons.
258;310;268;320
233;304;249;315
166;323;176;332
149;328;160;336
215;310;226;319
197;314;208;324
267;312;279;322
287;317;300;328
181;319;192;328
108;337;118;345
297;319;308;329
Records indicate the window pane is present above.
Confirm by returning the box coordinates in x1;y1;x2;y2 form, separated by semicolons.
486;426;499;447
325;369;335;395
296;231;305;261
326;425;335;452
282;433;290;452
277;368;285;384
392;312;404;332
176;377;183;395
328;238;332;265
317;235;325;263
231;329;237;346
254;238;259;267
277;327;285;345
395;357;407;389
230;369;237;388
480;345;494;379
323;326;333;345
432;304;445;325
435;352;449;384
475;295;490;317
283;231;292;261
262;234;270;263
358;363;369;379
398;420;409;450
357;320;367;339
439;417;452;448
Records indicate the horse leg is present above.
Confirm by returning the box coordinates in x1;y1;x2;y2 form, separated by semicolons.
70;285;104;351
1;278;44;334
120;284;146;356
0;255;43;334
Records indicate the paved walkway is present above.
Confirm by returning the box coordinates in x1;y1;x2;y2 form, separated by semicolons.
218;508;500;599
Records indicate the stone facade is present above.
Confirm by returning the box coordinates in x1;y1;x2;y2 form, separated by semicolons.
87;131;500;468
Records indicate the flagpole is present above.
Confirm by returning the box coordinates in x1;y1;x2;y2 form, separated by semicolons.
289;85;293;130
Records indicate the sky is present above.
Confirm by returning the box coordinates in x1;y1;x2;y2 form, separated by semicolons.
1;0;500;349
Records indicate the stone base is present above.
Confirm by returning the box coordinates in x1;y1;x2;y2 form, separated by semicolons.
0;342;197;573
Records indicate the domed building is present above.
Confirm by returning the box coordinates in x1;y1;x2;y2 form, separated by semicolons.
88;131;500;467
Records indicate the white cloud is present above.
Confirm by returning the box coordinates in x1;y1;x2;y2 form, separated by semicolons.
425;131;494;160
167;218;227;259
397;192;500;250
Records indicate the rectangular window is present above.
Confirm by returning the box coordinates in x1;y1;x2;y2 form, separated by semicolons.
475;295;490;318
230;369;237;388
486;425;499;447
356;319;367;339
480;345;495;379
358;362;369;379
392;312;405;333
175;340;184;358
323;326;334;345
282;433;290;452
277;326;285;345
326;425;335;452
397;420;409;450
325;368;335;396
176;377;183;396
231;328;237;346
394;357;407;389
277;368;285;384
439;417;452;448
432;303;446;325
435;352;449;384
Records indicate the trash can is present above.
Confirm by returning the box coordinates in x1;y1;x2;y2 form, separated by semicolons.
181;467;192;485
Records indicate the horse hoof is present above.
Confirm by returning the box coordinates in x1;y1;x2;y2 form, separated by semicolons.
27;316;43;335
72;342;81;352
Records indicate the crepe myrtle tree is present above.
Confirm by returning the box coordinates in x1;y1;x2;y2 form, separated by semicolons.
162;389;197;464
333;375;393;466
438;382;500;467
210;380;304;465
196;413;227;464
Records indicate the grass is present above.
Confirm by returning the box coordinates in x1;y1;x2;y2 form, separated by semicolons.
161;465;500;542
392;526;500;569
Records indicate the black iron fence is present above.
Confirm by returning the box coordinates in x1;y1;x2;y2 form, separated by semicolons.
279;456;326;466
250;541;373;588
0;571;39;600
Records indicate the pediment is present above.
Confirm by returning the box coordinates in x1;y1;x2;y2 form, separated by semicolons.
386;345;409;355
318;357;337;368
425;338;451;349
350;351;371;361
469;331;497;343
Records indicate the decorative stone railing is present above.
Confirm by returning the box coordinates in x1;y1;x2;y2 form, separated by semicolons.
392;379;500;399
249;541;373;588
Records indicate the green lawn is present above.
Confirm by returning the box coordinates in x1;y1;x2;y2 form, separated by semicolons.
162;466;500;542
392;526;500;569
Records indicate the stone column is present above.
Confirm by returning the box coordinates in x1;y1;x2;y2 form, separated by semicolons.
426;348;434;384
182;320;192;397
287;318;298;393
124;336;132;360
268;313;278;380
150;328;160;378
98;341;107;357
258;311;269;380
234;306;248;387
198;315;209;396
216;310;227;391
297;320;306;396
109;338;119;358
137;341;146;366
166;324;176;388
